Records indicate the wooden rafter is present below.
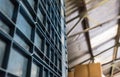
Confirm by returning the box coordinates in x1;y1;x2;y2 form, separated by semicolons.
110;19;120;77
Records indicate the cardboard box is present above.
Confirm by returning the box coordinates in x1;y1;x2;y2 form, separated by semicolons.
89;63;102;77
68;71;74;77
74;63;102;77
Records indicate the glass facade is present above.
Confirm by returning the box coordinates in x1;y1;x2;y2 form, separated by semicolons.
0;0;67;77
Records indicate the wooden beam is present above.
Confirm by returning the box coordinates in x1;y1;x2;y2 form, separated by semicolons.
69;43;120;69
66;0;76;8
68;0;94;69
81;0;95;62
66;0;97;13
66;0;109;35
66;14;80;24
102;58;120;66
66;4;77;12
82;17;94;60
102;58;120;77
66;8;79;17
69;46;113;69
67;16;83;35
113;69;120;75
67;15;120;38
110;17;120;77
67;6;87;41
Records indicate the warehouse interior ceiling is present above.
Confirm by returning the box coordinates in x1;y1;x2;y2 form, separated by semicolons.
65;0;120;77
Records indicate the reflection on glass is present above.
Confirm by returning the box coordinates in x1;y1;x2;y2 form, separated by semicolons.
7;48;28;77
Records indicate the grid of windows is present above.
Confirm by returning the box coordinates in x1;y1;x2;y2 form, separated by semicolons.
0;0;65;77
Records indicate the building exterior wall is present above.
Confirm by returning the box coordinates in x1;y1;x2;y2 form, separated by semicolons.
0;0;67;77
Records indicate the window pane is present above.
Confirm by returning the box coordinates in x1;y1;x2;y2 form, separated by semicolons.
31;63;39;77
44;43;49;57
16;13;32;39
0;39;6;67
0;21;10;34
37;8;44;23
51;49;54;62
35;33;42;50
7;48;28;77
14;34;30;51
43;69;48;77
7;73;18;77
55;54;57;66
50;73;53;77
58;59;62;70
27;0;35;9
0;0;14;18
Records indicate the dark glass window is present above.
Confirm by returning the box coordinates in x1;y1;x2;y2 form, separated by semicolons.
0;39;6;67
